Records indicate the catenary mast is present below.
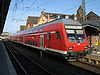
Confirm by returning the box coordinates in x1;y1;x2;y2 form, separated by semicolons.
81;0;86;22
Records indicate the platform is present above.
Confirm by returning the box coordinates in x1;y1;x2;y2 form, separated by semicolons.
0;40;17;75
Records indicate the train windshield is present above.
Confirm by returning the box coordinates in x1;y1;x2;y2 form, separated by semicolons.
66;29;86;43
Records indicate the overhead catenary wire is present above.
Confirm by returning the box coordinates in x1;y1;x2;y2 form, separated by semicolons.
12;0;38;23
12;0;20;21
18;0;57;19
12;0;97;23
18;0;38;19
40;0;96;13
14;0;77;21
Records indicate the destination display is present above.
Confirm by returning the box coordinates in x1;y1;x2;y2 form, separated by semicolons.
65;25;82;29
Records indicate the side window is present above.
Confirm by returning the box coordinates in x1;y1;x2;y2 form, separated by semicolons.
19;36;23;39
47;32;51;40
33;41;35;45
56;31;61;39
29;41;33;45
21;36;23;39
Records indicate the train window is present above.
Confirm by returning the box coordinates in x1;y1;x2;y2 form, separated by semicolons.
47;32;51;40
33;41;35;45
29;41;32;45
33;41;37;46
56;31;61;39
66;29;86;43
21;36;23;39
19;36;23;39
76;30;83;34
35;42;37;46
27;40;29;44
25;40;28;44
25;41;27;44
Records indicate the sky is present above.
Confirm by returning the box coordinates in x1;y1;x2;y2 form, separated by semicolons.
3;0;100;34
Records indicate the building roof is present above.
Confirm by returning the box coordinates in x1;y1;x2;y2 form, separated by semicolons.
45;12;68;16
20;25;25;27
86;11;100;22
82;21;100;29
77;5;83;12
87;11;100;17
41;11;69;16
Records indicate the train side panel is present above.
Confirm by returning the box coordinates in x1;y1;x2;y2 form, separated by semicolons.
44;23;67;52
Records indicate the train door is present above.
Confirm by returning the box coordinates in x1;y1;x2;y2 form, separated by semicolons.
40;35;44;49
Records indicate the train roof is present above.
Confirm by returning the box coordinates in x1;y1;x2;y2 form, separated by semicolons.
38;18;81;26
17;18;82;35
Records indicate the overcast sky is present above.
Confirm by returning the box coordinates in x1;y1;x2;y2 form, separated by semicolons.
3;0;100;33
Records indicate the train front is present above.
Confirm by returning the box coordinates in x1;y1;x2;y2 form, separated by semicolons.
65;25;90;60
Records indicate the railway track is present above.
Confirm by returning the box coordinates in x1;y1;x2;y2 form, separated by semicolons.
69;60;100;74
3;41;51;75
82;54;100;65
68;52;100;74
3;41;100;75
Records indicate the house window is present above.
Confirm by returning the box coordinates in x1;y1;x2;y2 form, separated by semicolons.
50;14;58;19
60;15;65;18
19;36;23;39
56;31;61;39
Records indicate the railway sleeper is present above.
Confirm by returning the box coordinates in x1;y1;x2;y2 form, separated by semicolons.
80;58;100;66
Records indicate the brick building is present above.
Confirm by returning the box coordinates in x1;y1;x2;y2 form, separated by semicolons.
25;16;39;29
77;6;100;22
77;6;86;22
37;11;77;25
23;11;77;30
20;25;25;31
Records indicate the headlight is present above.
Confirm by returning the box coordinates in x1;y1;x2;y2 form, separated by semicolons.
84;46;88;49
68;47;73;50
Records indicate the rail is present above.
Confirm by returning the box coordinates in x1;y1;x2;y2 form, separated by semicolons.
3;41;51;75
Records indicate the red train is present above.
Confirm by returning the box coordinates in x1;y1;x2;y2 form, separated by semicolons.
10;18;90;60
